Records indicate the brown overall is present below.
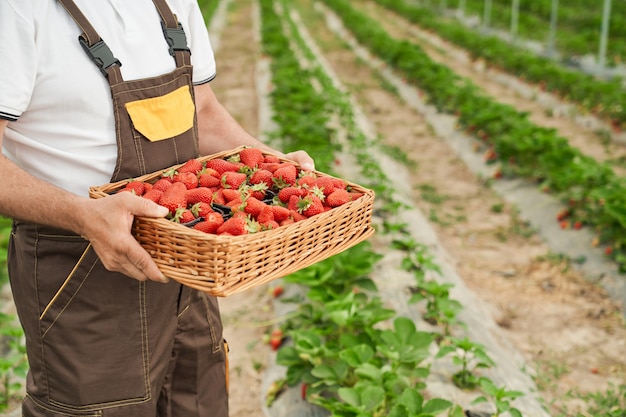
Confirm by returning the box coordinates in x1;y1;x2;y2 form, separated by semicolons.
7;1;228;416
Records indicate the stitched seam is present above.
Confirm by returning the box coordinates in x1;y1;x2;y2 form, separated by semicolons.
139;282;152;399
201;294;220;353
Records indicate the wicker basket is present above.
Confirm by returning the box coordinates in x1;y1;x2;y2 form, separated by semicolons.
89;146;375;297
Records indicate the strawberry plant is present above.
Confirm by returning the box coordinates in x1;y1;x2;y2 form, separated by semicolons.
0;313;27;412
436;337;496;390
472;377;525;417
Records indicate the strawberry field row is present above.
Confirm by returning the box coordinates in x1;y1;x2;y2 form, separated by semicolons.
256;0;538;415
324;0;626;273
374;0;626;131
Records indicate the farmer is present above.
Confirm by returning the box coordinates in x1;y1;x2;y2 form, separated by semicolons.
0;0;314;416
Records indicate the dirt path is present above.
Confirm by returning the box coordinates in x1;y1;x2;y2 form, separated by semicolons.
210;1;626;416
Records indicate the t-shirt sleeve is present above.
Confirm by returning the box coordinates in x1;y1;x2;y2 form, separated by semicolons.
182;1;217;85
0;2;36;121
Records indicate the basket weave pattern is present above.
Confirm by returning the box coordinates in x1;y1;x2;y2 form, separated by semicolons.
89;147;375;297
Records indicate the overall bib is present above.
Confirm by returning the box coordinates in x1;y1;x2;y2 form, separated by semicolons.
7;1;227;416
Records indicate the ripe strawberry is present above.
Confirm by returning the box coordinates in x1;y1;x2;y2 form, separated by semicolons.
331;178;347;190
212;189;226;205
193;212;224;234
190;202;213;219
121;180;146;196
573;221;583;230
198;173;221;188
278;186;306;203
174;171;198;190
605;246;613;256
349;191;364;200
222;188;242;202
264;155;281;164
259;162;281;173
270;205;290;222
221;171;247;189
244;196;268;218
280;217;295;226
272;164;298;187
173;208;195;224
217;216;248;236
260;220;280;230
314;176;335;196
159;182;187;214
290;210;308;222
272;286;284;298
142;188;163;204
326;189;352;207
297;173;317;189
269;329;284;351
299;195;324;217
287;195;300;212
178;158;203;174
153;178;173;192
257;205;275;224
186;187;213;205
239;147;265;168
206;158;240;174
250;169;274;188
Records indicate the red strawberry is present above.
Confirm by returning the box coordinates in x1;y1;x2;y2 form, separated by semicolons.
257;205;275;224
193;212;224;234
349;191;364;200
250;169;274;188
270;205;290;222
244;196;268;218
261;220;280;230
142;188;163;204
272;163;298;187
269;328;284;351
297;173;317;189
239;147;265;168
121;180;146;196
272;286;284;298
287;195;301;212
178;158;203;174
314;176;336;196
264;155;281;164
331;178;347;190
326;189;352;207
198;173;221;188
206;158;240;175
222;188;242;202
190;202;213;219
186;187;213;205
278;186;306;203
174;171;198;190
217;216;248;236
259;162;281;173
221;171;247;189
299;195;324;217
212;189;226;205
153;178;173;192
290;210;308;222
159;182;187;214
173;208;195;224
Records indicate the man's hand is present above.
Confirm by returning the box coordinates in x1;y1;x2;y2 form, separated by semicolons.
284;150;315;172
80;192;170;283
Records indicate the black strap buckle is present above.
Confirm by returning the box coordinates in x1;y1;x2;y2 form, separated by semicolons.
79;36;122;77
161;22;191;57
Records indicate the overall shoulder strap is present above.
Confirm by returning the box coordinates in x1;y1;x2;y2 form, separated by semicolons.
152;0;192;68
56;0;123;82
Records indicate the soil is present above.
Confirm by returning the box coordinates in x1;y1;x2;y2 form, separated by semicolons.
211;1;626;417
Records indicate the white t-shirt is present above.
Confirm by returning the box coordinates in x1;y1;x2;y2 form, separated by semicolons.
0;0;217;196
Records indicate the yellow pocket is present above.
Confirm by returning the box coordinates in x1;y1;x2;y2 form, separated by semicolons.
125;86;195;142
